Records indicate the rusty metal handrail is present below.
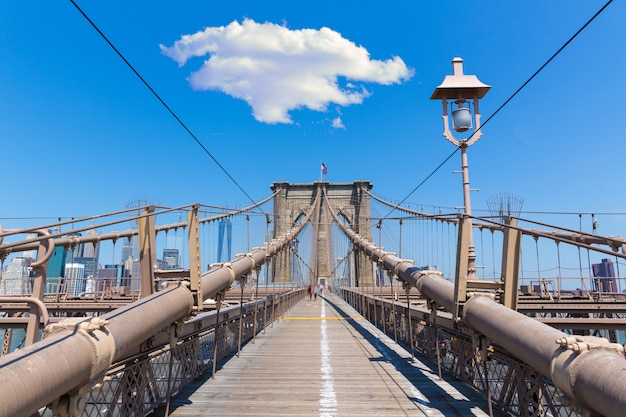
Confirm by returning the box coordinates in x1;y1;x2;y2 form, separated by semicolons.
0;297;50;327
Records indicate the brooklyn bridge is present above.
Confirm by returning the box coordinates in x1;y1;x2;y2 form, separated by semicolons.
1;180;625;417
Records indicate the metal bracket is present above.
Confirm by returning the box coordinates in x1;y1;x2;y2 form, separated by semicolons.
214;290;224;311
556;335;625;354
474;334;493;362
46;317;116;416
45;317;115;380
50;377;108;417
391;259;414;279
44;316;109;336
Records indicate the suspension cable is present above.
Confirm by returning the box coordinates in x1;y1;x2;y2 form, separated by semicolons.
69;0;261;209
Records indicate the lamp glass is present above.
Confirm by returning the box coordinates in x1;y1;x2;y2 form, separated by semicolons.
451;106;472;132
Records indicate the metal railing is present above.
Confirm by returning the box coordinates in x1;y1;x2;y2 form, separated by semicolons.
337;287;583;417
35;288;305;417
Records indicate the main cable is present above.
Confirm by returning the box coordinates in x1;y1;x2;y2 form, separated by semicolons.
69;0;260;209
478;0;613;136
382;0;613;220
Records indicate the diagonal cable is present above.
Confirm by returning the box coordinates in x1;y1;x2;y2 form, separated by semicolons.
69;0;259;207
383;0;613;220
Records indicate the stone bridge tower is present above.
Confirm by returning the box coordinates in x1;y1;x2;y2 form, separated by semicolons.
270;180;374;287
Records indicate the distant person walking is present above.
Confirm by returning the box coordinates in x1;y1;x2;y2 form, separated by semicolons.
314;285;318;300
308;285;313;300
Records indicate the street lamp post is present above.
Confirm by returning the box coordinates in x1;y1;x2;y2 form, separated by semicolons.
431;57;490;281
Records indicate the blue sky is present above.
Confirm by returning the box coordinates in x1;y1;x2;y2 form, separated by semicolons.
1;1;625;238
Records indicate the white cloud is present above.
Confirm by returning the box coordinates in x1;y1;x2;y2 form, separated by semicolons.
160;19;413;124
331;117;345;130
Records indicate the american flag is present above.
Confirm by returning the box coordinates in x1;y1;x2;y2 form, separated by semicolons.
321;162;328;175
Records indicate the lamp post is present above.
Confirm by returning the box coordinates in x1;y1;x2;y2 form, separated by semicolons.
431;57;490;280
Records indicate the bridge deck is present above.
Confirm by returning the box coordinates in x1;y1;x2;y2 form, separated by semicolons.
153;293;497;417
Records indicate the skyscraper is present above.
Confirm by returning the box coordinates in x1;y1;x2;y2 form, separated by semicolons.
120;235;139;265
217;219;232;262
96;264;130;294
47;247;67;278
83;228;100;259
74;257;98;280
592;258;618;293
120;235;140;290
1;257;32;295
64;263;86;297
68;230;99;279
46;246;67;295
21;233;38;260
163;248;179;269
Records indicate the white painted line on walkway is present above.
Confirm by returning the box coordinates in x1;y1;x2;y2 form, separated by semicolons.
319;299;337;417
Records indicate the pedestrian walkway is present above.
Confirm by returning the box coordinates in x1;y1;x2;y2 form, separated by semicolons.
153;293;497;416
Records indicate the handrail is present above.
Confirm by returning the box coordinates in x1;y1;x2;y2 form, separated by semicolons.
0;193;277;255
367;189;626;257
0;297;50;327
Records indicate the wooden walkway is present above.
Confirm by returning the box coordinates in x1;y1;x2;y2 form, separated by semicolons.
153;293;498;417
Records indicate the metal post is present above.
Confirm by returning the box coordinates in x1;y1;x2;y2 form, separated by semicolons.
431;300;443;380
399;218;403;258
164;323;177;417
238;277;245;357
263;293;267;335
188;205;202;310
271;278;276;327
253;270;258;344
246;214;250;252
377;221;382;331
405;283;414;358
483;362;494;417
361;285;366;317
212;292;223;380
454;214;471;321
379;265;386;333
138;206;157;298
372;281;377;328
500;217;521;310
392;275;398;343
26;230;54;346
460;144;477;280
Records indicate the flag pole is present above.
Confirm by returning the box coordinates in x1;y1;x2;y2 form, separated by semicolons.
320;161;327;181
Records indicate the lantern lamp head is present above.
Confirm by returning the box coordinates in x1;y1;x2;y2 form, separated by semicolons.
451;100;472;132
431;58;490;146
